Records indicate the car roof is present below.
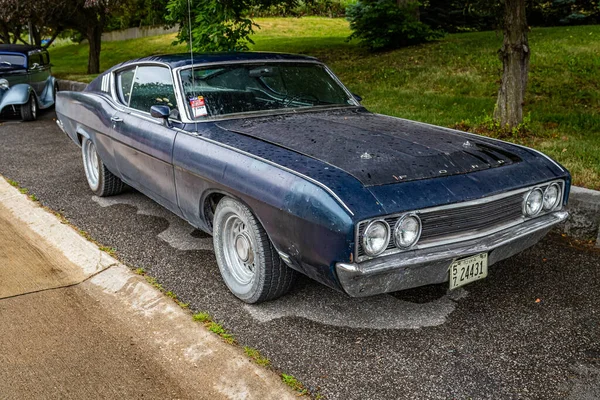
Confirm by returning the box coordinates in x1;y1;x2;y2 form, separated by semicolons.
0;44;44;55
119;52;320;69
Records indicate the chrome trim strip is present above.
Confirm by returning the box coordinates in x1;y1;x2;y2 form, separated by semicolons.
175;130;354;216
355;179;565;262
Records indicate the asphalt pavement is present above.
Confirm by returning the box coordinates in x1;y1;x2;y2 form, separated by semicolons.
0;110;599;399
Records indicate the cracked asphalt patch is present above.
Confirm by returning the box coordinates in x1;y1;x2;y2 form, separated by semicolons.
1;111;599;399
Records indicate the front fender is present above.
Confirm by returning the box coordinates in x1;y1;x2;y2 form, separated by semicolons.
0;84;33;113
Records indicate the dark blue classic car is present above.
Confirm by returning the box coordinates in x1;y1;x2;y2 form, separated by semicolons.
0;45;58;121
55;53;570;303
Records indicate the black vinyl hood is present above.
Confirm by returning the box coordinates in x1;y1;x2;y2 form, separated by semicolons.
216;109;522;187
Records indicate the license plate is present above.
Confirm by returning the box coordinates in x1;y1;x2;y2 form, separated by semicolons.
449;253;488;290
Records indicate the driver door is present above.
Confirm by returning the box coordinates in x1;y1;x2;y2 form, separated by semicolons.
111;65;180;213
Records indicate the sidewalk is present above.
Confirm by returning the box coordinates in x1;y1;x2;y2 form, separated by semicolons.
0;177;296;400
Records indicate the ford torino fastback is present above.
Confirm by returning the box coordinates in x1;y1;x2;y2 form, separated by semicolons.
55;53;570;303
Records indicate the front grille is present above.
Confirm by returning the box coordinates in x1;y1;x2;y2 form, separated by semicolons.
418;193;524;243
355;185;559;260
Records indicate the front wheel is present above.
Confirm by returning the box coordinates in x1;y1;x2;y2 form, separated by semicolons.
213;197;297;303
20;95;37;121
81;137;125;197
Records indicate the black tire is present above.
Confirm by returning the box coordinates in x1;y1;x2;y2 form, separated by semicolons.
81;137;125;197
20;95;37;121
213;197;297;303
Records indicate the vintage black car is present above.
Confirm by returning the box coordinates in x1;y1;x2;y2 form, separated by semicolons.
0;44;57;121
55;53;570;303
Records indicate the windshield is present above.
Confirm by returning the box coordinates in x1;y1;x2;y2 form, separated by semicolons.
0;53;26;69
179;62;356;119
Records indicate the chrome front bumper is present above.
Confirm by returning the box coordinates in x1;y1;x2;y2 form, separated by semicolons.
336;211;568;297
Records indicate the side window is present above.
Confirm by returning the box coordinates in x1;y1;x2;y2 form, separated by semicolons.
129;66;176;113
116;68;136;106
28;53;42;69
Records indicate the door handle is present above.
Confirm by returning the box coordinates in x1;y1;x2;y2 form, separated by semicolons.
111;116;123;123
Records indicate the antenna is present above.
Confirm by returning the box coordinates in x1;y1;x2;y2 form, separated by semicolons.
187;0;198;131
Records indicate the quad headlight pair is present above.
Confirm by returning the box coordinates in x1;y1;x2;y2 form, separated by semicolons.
523;183;562;217
362;214;421;257
0;79;9;90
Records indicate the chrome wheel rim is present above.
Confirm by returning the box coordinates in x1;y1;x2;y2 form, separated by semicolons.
222;214;255;285
83;140;100;191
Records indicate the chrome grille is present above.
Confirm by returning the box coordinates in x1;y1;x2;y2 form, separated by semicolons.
418;193;524;242
355;182;567;261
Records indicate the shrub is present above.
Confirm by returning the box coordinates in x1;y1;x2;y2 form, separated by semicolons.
346;0;444;50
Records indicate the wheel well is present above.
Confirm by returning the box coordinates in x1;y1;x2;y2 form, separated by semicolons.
203;192;225;230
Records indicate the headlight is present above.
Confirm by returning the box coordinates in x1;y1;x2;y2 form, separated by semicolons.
362;220;390;257
543;183;561;210
394;214;421;249
523;188;544;217
0;79;8;90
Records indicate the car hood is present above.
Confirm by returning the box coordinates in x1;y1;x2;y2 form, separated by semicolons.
216;108;522;187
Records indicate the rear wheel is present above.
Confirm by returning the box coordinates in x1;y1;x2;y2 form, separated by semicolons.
81;137;125;197
213;197;297;303
20;95;37;121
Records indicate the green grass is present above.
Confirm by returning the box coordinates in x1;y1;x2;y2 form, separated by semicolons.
281;373;308;395
49;18;600;189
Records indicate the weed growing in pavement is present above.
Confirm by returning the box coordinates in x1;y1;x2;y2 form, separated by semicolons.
28;194;39;202
18;188;28;194
99;246;116;256
6;178;18;187
135;269;190;309
192;312;237;345
282;373;308;395
78;229;93;242
49;209;69;224
244;346;271;367
192;312;211;322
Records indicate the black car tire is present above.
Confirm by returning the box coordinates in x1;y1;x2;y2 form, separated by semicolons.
81;137;125;197
20;95;37;121
213;197;297;303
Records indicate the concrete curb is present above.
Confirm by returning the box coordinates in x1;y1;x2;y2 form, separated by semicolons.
0;177;297;400
564;186;600;247
57;79;88;92
53;78;600;247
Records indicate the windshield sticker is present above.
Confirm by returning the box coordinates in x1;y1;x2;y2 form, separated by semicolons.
189;96;207;118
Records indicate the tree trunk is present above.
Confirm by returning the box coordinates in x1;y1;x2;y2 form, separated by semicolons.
494;0;530;129
87;25;102;74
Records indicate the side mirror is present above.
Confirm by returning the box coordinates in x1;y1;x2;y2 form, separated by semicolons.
353;93;363;103
150;105;171;126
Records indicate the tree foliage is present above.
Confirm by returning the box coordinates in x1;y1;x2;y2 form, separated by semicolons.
0;0;68;47
346;0;445;50
166;0;298;52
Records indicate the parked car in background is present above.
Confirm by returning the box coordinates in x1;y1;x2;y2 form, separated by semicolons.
55;53;570;303
0;44;58;121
